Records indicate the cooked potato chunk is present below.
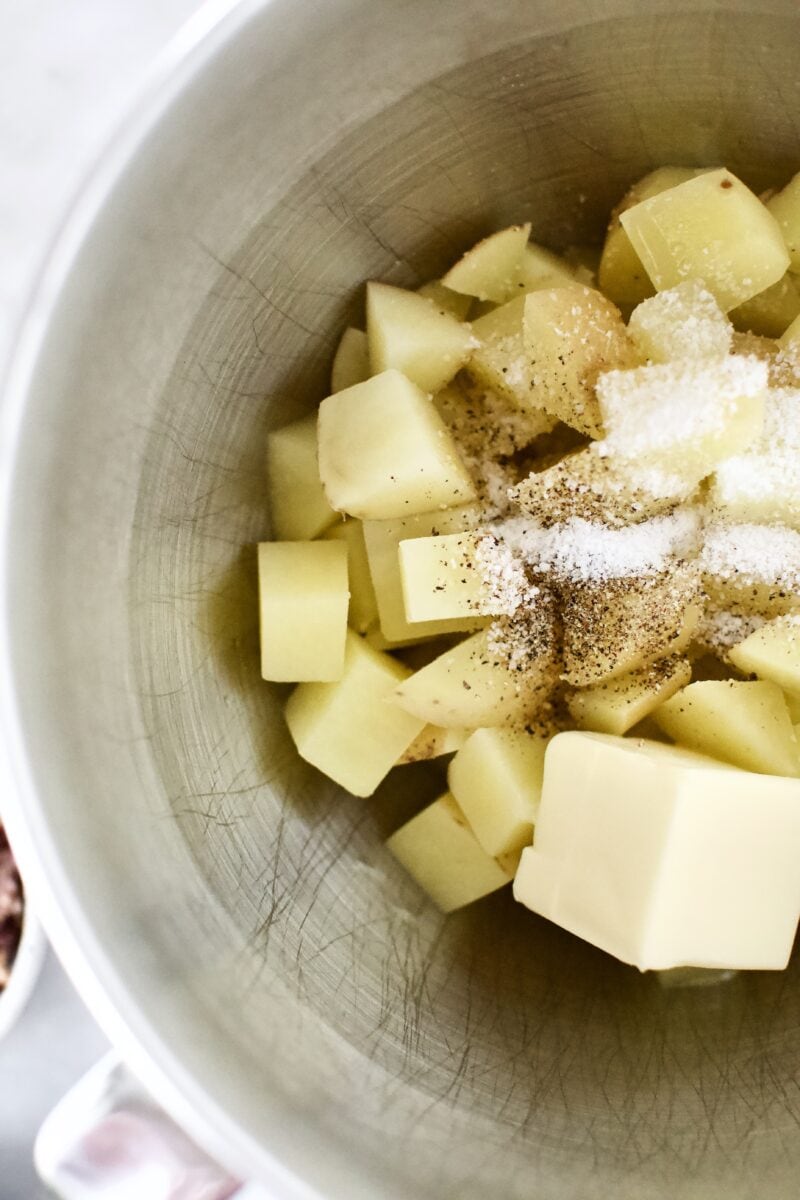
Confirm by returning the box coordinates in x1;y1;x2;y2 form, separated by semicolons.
317;369;476;520
517;242;581;293
767;170;800;272
399;531;487;623
366;283;474;393
323;518;378;633
386;792;513;912
285;631;424;796
266;413;337;541
620;168;790;311
330;327;369;393
653;679;800;777
521;286;637;436
567;656;691;735
781;314;800;346
416;279;472;321
701;523;800;616
392;625;556;728
627;281;732;363
596;356;766;481
258;541;348;682
397;725;469;763
728;615;800;695
731;272;800;339
442;224;531;303
448;727;546;857
708;387;800;528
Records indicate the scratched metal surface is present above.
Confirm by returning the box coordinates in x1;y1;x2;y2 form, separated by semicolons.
5;2;800;1198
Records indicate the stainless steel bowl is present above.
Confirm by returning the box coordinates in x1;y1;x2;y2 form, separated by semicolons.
2;2;800;1197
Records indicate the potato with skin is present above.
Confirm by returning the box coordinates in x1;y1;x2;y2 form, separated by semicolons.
442;224;532;303
367;282;474;393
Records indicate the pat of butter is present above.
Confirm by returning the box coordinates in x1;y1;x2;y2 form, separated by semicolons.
513;731;800;971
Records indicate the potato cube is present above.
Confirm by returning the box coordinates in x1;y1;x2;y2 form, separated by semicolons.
363;506;484;642
448;728;546;857
781;314;800;346
330;327;369;393
285;631;424;796
258;541;348;681
707;386;800;528
397;725;469;763
521;286;637;437
786;691;800;724
653;679;800;777
767;170;800;272
517;242;581;293
731;271;800;339
399;531;486;623
469;295;540;409
619;168;790;311
598;167;702;309
728;615;800;695
442;224;531;303
567;656;691;736
386;792;512;912
323;519;378;633
416;280;472;321
627;281;732;363
392;624;556;728
514;732;800;970
366;283;474;393
266;413;337;541
317;370;476;520
701;523;800;616
596;356;767;481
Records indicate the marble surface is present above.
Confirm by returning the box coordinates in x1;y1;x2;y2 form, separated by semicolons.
0;1;207;1193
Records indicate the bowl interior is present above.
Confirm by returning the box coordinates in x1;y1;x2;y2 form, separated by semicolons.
6;3;800;1198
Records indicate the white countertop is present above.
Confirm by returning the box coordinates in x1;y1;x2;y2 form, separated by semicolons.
0;1;206;1192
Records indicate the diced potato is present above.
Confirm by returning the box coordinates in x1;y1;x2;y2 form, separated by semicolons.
392;625;556;728
701;523;800;617
728;616;800;695
397;725;469;763
707;386;800;528
317;370;476;520
366;283;474;393
386;792;513;912
598;167;701;309
596;356;767;481
399;531;493;623
284;631;424;796
562;243;601;285
468;295;540;409
566;656;691;736
442;224;532;303
521;286;637;436
786;692;800;723
619;168;790;311
561;569;701;687
731;272;800;339
767;170;800;272
266;413;337;541
516;242;580;293
511;447;694;528
362;506;485;642
323;519;378;633
258;541;348;682
514;732;800;970
331;327;370;393
627;281;732;363
653;679;800;777
781;314;800;345
448;727;546;857
416;280;472;321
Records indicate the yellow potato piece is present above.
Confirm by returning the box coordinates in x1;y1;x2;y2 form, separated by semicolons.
266;413;337;541
708;386;800;529
516;242;580;293
620;168;790;312
416;279;472;321
598;167;702;309
567;656;691;736
627;281;732;363
728;616;800;696
701;523;800;617
258;541;348;682
442;224;531;303
767;170;800;273
317;369;476;520
781;313;800;345
468;295;543;410
399;531;487;623
284;631;424;797
366;282;474;393
392;625;556;729
522;286;637;437
448;727;546;857
330;327;369;393
386;792;513;913
323;518;378;633
397;725;469;763
731;271;800;339
653;679;800;777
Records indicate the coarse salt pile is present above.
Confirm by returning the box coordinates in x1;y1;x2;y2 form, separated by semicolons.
701;523;800;591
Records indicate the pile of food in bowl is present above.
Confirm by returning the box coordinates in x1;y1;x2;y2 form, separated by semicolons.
256;164;800;975
0;823;23;991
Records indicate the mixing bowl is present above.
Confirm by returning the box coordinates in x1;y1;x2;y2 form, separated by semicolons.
2;1;800;1197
